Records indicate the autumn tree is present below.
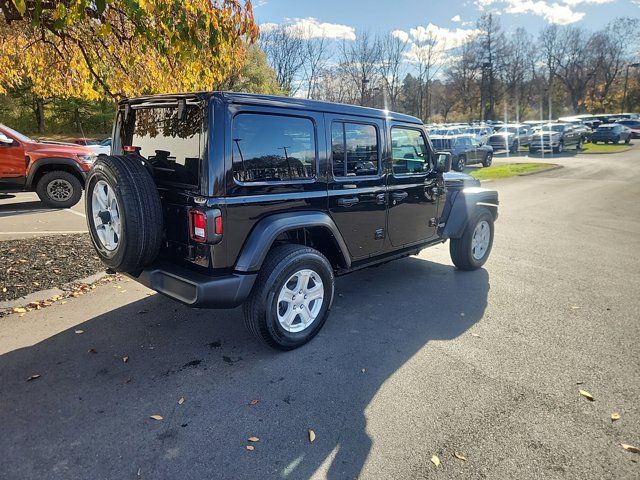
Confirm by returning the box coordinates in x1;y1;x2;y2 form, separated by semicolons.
0;0;258;101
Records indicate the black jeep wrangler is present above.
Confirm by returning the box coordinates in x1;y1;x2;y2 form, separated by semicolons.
86;93;498;350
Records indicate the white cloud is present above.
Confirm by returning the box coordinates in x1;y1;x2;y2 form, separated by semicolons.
475;0;614;24
259;18;356;41
451;15;462;22
393;23;480;64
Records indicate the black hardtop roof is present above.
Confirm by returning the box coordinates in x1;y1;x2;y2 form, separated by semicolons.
119;91;423;125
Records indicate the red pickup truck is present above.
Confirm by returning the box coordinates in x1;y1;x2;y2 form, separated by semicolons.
0;124;97;208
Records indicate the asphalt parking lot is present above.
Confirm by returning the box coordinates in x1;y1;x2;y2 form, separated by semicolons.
1;146;639;479
0;192;87;240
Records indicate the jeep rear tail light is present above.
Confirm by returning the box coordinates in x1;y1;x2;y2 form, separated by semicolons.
123;145;137;153
189;210;207;243
215;215;223;235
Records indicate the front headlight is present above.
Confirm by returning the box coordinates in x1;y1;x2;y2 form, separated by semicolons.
78;153;97;164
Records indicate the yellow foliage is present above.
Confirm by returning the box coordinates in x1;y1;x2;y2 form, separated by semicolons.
0;0;258;99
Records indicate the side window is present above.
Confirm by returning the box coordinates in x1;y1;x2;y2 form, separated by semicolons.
232;113;316;182
391;127;429;175
331;122;378;177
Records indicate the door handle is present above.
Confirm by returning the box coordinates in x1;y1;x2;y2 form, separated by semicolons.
337;196;359;207
392;191;408;202
375;193;386;205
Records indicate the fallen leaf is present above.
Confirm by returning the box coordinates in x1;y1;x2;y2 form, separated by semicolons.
137;468;141;476
579;390;594;401
431;455;440;466
308;429;316;443
611;412;621;421
13;307;26;313
570;305;580;310
27;374;41;382
471;333;481;338
248;437;259;442
88;348;97;354
453;450;467;461
75;329;84;334
249;399;259;405
150;415;163;421
621;444;640;454
246;445;255;451
178;397;185;405
122;356;129;363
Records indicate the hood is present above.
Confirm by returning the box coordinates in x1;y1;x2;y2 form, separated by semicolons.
489;132;514;140
444;171;480;189
533;130;561;138
24;141;94;157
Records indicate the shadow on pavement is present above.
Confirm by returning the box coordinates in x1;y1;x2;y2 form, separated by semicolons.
0;256;489;479
0;200;57;218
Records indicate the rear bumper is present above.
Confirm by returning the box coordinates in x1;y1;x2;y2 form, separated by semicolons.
128;260;257;309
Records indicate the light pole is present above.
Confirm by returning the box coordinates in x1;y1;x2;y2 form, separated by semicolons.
621;62;640;114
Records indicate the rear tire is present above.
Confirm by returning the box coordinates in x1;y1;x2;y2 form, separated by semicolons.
454;155;466;172
36;170;82;208
450;208;494;271
576;138;583;150
85;155;163;272
625;137;630;144
509;141;519;154
243;244;335;350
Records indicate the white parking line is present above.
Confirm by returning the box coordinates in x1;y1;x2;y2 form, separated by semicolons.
0;230;87;235
65;208;86;218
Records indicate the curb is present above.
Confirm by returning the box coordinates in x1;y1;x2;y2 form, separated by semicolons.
581;148;632;155
0;271;111;312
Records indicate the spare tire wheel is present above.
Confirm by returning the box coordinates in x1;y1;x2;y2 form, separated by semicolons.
85;155;163;272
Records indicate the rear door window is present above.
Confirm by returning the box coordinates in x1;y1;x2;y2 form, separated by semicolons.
232;113;316;182
331;122;379;177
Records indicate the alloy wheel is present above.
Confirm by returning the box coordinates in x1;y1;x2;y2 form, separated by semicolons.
276;269;324;333
471;220;491;261
91;180;121;251
46;179;74;202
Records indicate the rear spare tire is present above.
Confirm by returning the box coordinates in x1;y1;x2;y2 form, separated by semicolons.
85;155;163;272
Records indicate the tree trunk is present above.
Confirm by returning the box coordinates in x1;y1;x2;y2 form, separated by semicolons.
35;98;45;135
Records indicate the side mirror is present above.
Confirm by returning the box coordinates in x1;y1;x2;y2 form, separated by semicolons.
0;133;14;145
435;152;451;173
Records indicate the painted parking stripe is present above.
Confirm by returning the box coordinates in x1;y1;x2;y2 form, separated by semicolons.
0;230;87;235
65;208;86;218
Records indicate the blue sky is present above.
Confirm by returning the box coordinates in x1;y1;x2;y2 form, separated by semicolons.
254;0;639;35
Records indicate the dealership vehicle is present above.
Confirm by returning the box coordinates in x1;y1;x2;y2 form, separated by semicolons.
529;123;583;153
589;124;632;144
87;138;112;155
487;124;531;153
0;124;96;207
615;120;640;138
465;126;493;145
431;134;494;171
85;92;498;350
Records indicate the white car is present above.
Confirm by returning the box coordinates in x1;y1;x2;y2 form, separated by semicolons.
87;138;111;156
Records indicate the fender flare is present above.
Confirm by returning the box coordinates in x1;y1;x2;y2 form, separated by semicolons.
26;157;86;188
440;187;499;240
235;211;351;272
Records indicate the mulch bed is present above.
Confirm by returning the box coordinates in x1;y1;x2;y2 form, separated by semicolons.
0;234;105;302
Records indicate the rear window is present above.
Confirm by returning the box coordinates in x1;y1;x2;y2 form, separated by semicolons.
331;122;379;177
431;138;452;150
119;103;204;186
232;113;316;183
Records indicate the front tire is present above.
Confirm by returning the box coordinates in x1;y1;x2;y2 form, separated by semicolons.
509;141;519;154
244;244;335;350
450;208;494;271
553;141;564;154
614;136;620;144
36;170;82;208
576;138;583;150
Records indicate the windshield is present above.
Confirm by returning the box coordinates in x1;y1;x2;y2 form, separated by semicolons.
537;125;564;133
1;124;33;143
498;127;518;134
